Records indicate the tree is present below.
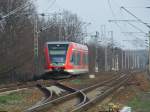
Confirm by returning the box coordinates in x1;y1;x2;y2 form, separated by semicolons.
39;10;84;43
0;0;36;82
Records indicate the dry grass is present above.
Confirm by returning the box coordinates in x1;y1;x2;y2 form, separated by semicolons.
0;88;43;112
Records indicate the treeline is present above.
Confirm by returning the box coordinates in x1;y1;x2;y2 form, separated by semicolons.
88;42;148;73
0;0;36;82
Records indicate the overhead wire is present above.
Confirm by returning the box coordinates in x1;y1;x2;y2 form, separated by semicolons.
107;0;130;38
120;6;149;48
0;1;32;21
43;0;53;11
108;0;127;32
108;0;148;49
44;0;56;13
107;0;146;49
108;0;126;48
125;33;146;48
121;6;150;29
127;22;147;34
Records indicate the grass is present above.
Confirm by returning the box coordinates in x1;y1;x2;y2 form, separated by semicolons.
0;90;37;112
0;91;29;105
70;79;82;84
128;94;150;112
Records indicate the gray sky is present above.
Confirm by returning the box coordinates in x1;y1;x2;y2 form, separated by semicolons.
36;0;150;49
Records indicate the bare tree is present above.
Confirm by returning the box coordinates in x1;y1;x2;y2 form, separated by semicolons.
0;0;36;82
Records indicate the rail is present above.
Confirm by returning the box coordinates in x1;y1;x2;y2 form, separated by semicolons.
25;73;129;112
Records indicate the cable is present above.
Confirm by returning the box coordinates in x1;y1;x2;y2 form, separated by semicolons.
0;1;32;21
107;0;129;37
127;22;146;34
108;0;127;31
43;0;56;12
44;0;56;13
122;33;146;47
108;0;148;49
124;6;149;8
121;6;150;29
108;0;116;18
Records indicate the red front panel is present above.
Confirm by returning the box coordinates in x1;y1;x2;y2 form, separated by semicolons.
44;42;69;72
44;44;51;70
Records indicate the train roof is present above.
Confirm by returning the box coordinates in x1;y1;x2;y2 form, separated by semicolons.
46;41;70;44
46;41;88;50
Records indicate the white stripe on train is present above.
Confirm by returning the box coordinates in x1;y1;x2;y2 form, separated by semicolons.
45;68;89;74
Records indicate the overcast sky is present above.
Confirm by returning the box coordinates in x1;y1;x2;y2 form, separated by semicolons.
36;0;150;49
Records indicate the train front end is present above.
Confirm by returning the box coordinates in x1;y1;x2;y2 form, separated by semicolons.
44;42;69;78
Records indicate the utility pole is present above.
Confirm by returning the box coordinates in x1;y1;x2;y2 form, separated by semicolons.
100;25;108;71
134;54;136;69
105;46;108;71
58;13;62;41
116;55;119;71
132;51;135;70
149;31;150;72
138;56;140;69
105;44;108;71
33;13;58;75
95;31;99;72
112;56;114;70
89;31;99;78
101;25;108;71
127;50;130;70
125;50;127;70
121;6;150;72
34;14;39;75
109;31;114;71
122;50;124;70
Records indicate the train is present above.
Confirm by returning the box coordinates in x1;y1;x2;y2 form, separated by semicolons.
43;41;89;78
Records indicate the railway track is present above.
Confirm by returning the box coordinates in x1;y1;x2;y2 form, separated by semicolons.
0;75;76;93
25;73;130;112
0;80;54;93
0;70;121;94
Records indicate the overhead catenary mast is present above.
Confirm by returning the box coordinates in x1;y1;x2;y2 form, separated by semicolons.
120;6;150;72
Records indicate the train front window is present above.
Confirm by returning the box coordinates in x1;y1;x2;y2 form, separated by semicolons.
48;44;68;66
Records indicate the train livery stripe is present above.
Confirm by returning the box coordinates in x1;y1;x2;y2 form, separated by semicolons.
45;68;88;74
64;69;89;74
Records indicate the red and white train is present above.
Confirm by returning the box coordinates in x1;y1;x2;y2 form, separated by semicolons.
44;42;89;77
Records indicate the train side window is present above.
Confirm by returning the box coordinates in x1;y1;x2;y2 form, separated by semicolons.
77;52;81;65
83;53;86;65
85;53;88;64
71;52;75;64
